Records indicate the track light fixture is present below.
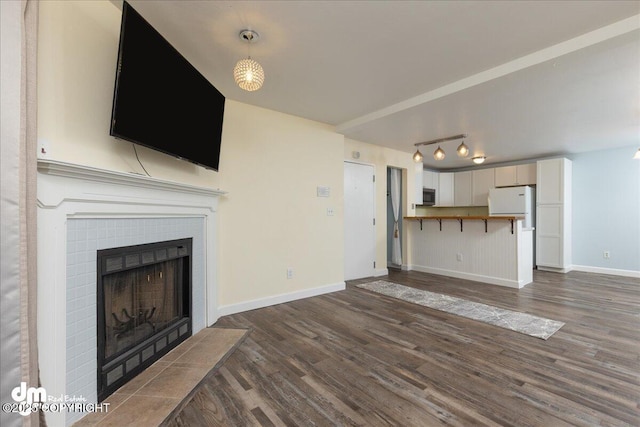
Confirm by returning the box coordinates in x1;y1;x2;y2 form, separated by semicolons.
413;134;468;162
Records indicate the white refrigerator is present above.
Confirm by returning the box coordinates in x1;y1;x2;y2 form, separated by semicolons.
488;186;535;229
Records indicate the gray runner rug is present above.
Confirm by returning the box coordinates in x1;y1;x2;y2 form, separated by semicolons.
357;280;564;340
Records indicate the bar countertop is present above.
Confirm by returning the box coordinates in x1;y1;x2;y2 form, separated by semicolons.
404;215;522;221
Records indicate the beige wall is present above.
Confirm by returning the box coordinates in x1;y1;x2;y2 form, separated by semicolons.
344;138;417;270
218;101;344;305
37;0;345;308
37;0;222;188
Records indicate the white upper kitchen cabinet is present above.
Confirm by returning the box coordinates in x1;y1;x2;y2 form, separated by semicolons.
423;170;439;190
536;158;569;204
454;171;472;207
472;168;495;206
423;170;440;205
438;172;455;207
495;163;536;187
414;162;423;206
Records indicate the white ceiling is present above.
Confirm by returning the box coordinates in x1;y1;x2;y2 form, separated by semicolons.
123;0;640;169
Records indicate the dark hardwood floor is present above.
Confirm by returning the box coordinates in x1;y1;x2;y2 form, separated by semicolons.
167;270;639;426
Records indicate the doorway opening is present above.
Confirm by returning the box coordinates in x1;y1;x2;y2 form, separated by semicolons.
387;167;403;269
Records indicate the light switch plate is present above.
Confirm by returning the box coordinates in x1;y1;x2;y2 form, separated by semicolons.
317;186;330;197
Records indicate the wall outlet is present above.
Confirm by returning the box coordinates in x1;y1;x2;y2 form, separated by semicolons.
326;207;335;216
603;251;610;259
456;253;463;262
287;268;294;279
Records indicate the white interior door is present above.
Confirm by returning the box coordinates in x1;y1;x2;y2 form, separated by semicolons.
344;161;375;280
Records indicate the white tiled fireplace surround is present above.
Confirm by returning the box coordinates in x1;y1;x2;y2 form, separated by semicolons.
37;160;224;426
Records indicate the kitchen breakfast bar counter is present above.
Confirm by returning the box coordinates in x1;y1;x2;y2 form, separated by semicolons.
404;216;533;288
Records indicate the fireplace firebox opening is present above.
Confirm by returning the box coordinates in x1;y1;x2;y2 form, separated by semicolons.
97;238;192;402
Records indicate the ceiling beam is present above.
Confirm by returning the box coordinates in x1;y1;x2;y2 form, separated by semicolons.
336;14;640;133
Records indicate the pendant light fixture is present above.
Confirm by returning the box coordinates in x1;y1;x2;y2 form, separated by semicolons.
456;141;469;157
634;148;640;159
413;149;423;162
234;30;265;92
412;134;467;162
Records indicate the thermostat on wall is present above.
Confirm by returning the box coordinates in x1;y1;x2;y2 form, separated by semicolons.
317;186;330;197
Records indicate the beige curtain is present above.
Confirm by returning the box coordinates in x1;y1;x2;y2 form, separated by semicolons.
0;1;39;426
21;1;40;426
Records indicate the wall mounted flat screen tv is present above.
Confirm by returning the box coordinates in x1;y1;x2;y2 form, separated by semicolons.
110;1;225;171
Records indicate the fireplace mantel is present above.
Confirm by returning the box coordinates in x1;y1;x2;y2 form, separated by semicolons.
36;159;224;426
38;159;226;203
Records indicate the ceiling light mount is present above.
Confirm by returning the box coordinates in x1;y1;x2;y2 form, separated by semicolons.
472;156;487;164
239;29;260;43
234;29;265;92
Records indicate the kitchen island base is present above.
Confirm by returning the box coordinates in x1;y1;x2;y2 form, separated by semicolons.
405;216;533;288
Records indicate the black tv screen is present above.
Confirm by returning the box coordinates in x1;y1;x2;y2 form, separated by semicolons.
110;2;225;171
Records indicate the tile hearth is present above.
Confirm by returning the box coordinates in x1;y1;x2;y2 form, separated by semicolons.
74;327;249;426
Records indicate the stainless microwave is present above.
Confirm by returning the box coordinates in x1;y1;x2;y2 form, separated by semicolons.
422;188;436;206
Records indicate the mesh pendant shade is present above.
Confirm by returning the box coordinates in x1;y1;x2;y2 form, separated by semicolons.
234;57;265;92
456;141;469;157
413;149;423;162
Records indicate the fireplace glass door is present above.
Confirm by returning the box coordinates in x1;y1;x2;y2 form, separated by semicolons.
103;260;181;360
97;238;192;402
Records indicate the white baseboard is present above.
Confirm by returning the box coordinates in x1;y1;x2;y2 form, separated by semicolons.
375;268;389;277
537;265;573;274
571;265;640;279
409;265;526;289
217;282;346;317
